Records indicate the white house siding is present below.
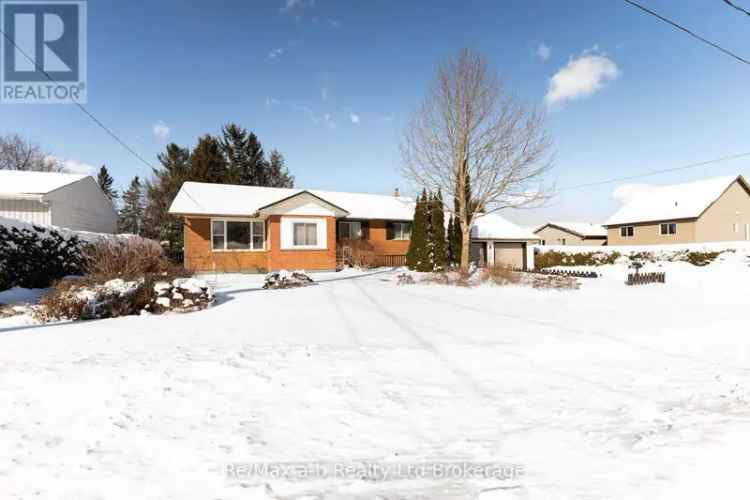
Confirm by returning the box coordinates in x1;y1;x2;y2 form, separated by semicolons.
45;177;117;233
0;199;51;225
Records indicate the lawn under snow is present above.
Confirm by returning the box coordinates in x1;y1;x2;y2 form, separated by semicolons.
2;253;750;499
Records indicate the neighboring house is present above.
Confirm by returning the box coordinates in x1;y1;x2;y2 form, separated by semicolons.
470;213;539;270
604;175;750;245
168;182;538;272
0;170;117;233
534;222;607;246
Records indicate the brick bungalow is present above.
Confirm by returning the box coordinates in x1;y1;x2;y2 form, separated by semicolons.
168;182;538;272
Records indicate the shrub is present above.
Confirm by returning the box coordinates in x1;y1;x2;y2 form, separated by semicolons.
263;270;314;289
37;277;149;321
0;224;84;290
531;274;580;290
340;239;376;269
82;237;173;281
535;250;620;269
487;265;523;285
683;251;722;267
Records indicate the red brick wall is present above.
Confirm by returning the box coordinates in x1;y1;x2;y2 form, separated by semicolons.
367;219;410;256
183;217;269;272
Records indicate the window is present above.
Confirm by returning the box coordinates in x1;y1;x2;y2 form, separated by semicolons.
293;222;318;246
339;221;362;240
211;219;264;251
390;222;411;240
660;223;677;235
620;226;634;238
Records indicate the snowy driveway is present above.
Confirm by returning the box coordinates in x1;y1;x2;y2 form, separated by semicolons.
2;263;750;499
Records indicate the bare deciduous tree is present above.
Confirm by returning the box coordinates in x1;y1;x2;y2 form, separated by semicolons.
401;48;554;269
0;134;62;172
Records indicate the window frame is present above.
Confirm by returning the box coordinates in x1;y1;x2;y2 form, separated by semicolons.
292;222;319;248
390;221;412;241
339;220;363;240
620;226;634;238
659;223;677;236
210;217;266;252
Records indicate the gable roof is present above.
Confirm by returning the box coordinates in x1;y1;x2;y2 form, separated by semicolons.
604;175;747;226
536;221;607;238
471;213;539;240
169;181;415;220
0;170;87;197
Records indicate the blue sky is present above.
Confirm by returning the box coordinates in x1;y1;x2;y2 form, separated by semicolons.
1;0;749;225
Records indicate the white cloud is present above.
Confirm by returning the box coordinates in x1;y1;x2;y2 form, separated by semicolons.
535;42;551;61
612;183;658;205
349;113;360;124
545;52;619;107
268;47;285;59
45;155;96;175
280;0;314;14
152;121;170;140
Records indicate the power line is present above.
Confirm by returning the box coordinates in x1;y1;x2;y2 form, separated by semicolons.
0;28;158;171
622;0;750;66
723;0;750;17
559;151;750;191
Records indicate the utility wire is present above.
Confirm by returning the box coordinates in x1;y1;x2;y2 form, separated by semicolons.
622;0;750;66
559;152;750;191
0;27;158;171
723;0;750;17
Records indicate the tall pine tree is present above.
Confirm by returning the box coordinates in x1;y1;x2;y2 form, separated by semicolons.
430;189;446;271
190;135;229;183
220;123;266;186
119;176;145;235
266;149;294;188
143;144;191;245
406;189;432;271
96;165;118;202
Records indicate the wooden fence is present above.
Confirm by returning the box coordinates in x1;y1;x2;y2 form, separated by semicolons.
626;272;665;286
376;254;407;268
538;268;599;279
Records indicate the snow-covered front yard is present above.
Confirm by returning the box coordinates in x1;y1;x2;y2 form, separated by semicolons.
2;255;750;499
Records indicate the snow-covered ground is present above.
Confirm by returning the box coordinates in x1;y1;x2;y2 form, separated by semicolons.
2;256;750;499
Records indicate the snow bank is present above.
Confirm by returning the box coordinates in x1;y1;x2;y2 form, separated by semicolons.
0;215;124;243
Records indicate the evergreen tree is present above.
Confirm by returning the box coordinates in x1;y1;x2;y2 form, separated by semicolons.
449;215;462;266
406;189;432;272
96;165;118;202
119;176;145;235
190;135;229;183
446;215;455;265
142;144;191;245
266;149;295;188
430;189;446;270
219;123;266;186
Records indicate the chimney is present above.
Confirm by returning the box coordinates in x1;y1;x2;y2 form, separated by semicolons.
394;188;400;198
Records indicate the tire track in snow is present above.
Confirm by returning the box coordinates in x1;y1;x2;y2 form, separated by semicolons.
349;279;497;402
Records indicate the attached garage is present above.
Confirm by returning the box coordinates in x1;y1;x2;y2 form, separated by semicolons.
493;241;526;269
470;213;539;270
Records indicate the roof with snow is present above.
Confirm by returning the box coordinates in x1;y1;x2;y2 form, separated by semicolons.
169;182;416;220
0;170;86;196
604;175;747;226
471;213;539;240
537;221;607;238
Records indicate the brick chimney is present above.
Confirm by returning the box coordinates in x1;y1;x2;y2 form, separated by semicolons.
394;188;400;198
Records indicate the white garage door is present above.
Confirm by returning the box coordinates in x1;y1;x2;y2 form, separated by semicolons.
493;242;525;269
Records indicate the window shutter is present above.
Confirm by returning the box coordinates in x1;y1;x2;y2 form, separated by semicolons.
361;220;369;240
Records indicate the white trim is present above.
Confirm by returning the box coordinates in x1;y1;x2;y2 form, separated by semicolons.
281;217;327;250
210;217;266;252
659;222;677;235
390;221;412;241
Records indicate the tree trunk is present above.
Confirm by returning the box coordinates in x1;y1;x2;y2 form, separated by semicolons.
460;224;471;270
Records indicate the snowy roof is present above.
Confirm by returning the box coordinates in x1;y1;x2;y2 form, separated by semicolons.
471;213;539;240
604;175;746;226
169;182;416;220
0;170;86;196
538;221;607;238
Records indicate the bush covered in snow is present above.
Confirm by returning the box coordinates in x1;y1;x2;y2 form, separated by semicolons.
37;276;214;321
83;237;178;281
263;270;314;289
535;250;621;269
148;278;215;313
0;223;85;291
